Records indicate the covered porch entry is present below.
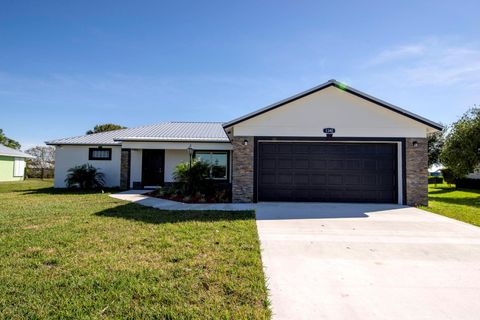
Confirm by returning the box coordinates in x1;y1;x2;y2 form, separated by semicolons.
119;141;233;190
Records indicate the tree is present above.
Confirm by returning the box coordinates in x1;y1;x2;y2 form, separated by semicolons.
26;146;55;179
86;124;126;134
440;107;480;178
427;124;446;167
0;129;21;149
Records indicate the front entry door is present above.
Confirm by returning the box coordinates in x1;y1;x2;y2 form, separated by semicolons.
142;149;165;187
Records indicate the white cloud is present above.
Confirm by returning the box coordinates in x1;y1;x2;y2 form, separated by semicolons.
366;39;480;87
366;44;426;66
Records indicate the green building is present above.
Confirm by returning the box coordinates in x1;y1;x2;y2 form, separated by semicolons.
0;144;34;182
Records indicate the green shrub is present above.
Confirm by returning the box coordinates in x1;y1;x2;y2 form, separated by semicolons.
172;159;213;196
65;164;105;189
441;168;456;185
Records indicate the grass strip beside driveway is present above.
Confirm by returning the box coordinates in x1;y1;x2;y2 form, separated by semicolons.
422;183;480;227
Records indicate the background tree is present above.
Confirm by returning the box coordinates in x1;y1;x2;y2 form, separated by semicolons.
0;129;21;149
427;124;446;167
440;107;480;178
86;124;126;134
26;146;55;179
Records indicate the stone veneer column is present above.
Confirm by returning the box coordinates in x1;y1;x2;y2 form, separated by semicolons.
232;136;254;203
405;138;428;206
120;149;131;190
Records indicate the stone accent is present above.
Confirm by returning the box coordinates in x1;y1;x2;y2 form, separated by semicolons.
232;136;254;203
120;149;131;190
405;138;428;206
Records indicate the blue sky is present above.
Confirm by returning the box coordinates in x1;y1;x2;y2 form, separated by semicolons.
1;0;479;149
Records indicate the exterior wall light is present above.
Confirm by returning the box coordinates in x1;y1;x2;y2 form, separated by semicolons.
412;141;418;147
243;139;248;146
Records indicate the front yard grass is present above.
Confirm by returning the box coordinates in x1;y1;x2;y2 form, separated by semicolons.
0;180;270;319
422;183;480;227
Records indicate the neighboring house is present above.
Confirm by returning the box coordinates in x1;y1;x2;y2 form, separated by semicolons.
0;144;34;182
466;169;480;180
47;79;442;206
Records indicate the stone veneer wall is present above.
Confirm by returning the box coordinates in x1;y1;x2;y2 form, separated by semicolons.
405;138;428;206
120;149;131;190
231;136;254;203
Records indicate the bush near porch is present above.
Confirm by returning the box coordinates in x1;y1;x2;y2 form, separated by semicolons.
152;159;232;203
0;180;270;319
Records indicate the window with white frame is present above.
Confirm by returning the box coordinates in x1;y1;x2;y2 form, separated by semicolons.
13;158;25;177
194;151;229;180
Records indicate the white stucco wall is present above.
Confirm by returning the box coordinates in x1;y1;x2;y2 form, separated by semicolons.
53;145;121;188
230;86;431;138
165;149;190;182
130;149;142;187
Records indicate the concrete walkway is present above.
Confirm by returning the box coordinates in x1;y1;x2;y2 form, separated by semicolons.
110;190;255;211
255;202;480;320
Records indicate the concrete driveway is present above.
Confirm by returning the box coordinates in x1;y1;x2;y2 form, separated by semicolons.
255;203;480;320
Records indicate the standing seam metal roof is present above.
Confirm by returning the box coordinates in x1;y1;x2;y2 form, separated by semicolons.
0;144;35;158
46;122;230;145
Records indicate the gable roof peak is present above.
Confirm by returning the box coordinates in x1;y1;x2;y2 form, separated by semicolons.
223;80;442;131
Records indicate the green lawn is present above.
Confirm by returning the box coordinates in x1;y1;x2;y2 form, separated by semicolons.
422;183;480;227
0;180;270;319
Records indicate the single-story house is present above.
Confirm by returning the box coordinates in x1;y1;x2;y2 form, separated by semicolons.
47;80;442;206
0;144;34;181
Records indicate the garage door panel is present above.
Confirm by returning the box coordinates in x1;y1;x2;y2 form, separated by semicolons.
294;159;309;169
278;159;293;169
257;142;397;203
261;158;276;169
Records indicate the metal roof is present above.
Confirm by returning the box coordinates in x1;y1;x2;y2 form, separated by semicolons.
0;144;35;158
223;79;443;131
46;122;230;146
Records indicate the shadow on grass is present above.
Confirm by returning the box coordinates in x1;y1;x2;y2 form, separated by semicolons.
429;195;480;209
13;187;121;195
428;188;457;195
95;202;254;224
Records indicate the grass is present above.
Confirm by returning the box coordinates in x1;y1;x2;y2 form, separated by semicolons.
0;180;270;319
421;182;480;227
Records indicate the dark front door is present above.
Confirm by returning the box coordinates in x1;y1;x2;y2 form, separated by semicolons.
257;142;397;203
142;149;165;187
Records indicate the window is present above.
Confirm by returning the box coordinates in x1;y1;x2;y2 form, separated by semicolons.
194;151;229;180
13;158;25;177
89;148;112;160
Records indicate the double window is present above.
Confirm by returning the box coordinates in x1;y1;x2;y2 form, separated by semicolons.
89;148;112;160
194;151;229;180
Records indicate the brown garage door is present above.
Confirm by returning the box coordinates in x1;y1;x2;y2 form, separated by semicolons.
257;142;397;203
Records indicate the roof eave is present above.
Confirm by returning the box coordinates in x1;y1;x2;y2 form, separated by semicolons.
223;79;443;131
113;138;231;143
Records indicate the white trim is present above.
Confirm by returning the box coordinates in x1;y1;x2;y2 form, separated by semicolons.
13;158;25;177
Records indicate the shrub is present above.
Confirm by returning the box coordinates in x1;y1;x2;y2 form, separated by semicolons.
65;164;105;189
172;159;213;196
455;178;480;189
441;168;456;186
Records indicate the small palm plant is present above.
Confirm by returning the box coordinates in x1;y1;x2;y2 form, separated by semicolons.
172;159;211;195
65;164;105;189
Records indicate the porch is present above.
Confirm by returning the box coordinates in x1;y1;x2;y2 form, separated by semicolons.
119;141;233;190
